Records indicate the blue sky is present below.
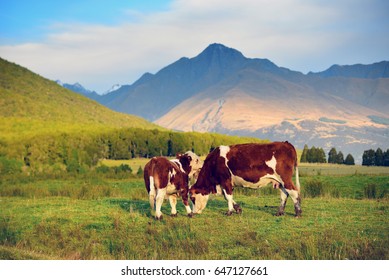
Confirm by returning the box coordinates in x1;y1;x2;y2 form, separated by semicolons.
1;0;388;93
1;0;170;42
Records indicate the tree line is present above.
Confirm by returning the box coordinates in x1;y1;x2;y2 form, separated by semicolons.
362;148;389;166
300;145;355;165
0;128;266;174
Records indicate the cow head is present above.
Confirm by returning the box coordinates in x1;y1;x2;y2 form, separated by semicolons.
176;151;203;179
189;187;210;214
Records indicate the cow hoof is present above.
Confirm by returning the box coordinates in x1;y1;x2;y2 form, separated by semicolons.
188;212;194;218
155;216;163;221
295;209;302;217
294;211;302;218
171;213;177;217
234;204;242;214
275;212;284;216
226;211;233;216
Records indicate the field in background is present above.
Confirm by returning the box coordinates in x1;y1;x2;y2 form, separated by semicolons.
100;158;150;174
100;159;389;176
299;163;389;176
1;161;388;260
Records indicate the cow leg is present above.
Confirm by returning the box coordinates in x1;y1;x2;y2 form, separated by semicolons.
168;194;178;217
223;189;234;216
276;188;288;216
180;189;193;217
286;189;302;217
222;188;241;215
155;188;166;220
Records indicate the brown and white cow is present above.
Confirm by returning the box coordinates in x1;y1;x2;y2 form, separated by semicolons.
144;151;202;219
189;142;302;217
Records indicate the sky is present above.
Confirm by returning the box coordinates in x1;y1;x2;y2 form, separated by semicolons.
1;0;388;93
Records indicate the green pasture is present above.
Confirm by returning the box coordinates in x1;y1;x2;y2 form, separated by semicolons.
1;164;388;260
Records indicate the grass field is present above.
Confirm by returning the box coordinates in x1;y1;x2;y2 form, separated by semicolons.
0;164;388;260
100;159;389;176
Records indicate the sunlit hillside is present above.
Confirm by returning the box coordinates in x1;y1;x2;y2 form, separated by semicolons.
0;57;162;141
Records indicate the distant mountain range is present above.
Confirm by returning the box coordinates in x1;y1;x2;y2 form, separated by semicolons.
60;43;389;162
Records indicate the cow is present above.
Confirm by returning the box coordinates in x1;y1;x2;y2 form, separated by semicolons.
144;151;203;219
189;142;302;217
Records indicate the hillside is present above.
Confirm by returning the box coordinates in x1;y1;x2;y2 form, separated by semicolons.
0;57;161;140
97;44;389;161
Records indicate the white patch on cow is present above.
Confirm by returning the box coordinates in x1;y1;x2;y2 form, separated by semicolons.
166;183;177;195
155;187;167;219
231;173;284;189
184;204;192;214
216;185;223;195
265;155;277;171
219;145;230;159
286;189;299;204
223;189;235;213
192;193;209;214
165;169;178;195
149;176;156;210
219;145;230;169
170;159;185;173
185;151;203;179
169;168;176;178
280;188;288;205
168;195;177;215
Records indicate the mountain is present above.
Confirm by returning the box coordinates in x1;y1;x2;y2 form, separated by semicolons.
58;82;123;101
0;57;161;140
100;43;389;162
103;84;122;95
102;43;298;120
308;61;389;79
57;81;103;102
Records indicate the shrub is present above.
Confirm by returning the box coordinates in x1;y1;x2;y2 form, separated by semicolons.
114;164;132;174
0;156;23;175
136;166;143;177
364;184;387;199
302;179;324;198
95;165;110;174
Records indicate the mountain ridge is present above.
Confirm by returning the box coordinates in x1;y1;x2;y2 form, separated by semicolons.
29;43;389;161
308;61;389;79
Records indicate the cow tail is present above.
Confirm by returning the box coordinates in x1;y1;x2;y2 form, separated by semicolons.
148;176;156;210
295;162;301;194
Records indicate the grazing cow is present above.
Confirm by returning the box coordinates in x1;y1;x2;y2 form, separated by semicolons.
189;142;302;217
144;151;203;219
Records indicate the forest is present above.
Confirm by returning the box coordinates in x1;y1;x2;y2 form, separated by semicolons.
0;127;266;175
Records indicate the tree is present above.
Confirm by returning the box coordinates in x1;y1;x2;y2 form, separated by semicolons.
328;148;337;164
344;154;355;165
336;151;344;164
167;139;173;156
306;146;316;163
362;149;375;166
301;145;326;163
384;149;389;167
300;145;308;163
375;148;384;166
318;148;327;163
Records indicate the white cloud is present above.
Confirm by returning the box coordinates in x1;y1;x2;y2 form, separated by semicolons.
1;0;388;93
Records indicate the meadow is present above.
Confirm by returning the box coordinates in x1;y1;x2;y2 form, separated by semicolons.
0;163;388;260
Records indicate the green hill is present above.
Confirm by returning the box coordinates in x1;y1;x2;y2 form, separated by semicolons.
0;57;161;141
